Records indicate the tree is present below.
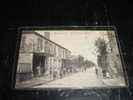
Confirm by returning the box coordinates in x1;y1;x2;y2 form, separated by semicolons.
78;55;84;67
95;37;109;76
84;60;96;68
70;55;96;71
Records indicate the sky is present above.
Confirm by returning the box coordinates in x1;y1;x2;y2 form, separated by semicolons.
35;30;110;65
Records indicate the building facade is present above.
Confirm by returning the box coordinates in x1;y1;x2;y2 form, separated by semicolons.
16;31;71;82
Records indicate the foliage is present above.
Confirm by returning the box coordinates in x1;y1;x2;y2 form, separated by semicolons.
95;38;108;70
70;55;96;69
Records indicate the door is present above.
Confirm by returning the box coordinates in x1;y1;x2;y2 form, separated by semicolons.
33;54;46;76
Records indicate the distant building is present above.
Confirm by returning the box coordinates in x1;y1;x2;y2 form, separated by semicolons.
16;31;71;82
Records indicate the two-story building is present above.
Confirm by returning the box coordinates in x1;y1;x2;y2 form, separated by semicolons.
16;31;71;82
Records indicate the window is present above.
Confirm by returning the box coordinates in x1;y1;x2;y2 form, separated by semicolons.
54;59;56;62
20;35;26;51
37;38;43;51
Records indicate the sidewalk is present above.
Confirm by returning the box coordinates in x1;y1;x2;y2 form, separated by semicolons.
15;75;53;88
15;72;78;88
33;67;106;88
101;77;126;86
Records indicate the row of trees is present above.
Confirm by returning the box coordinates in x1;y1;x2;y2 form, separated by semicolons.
63;55;96;73
75;55;96;69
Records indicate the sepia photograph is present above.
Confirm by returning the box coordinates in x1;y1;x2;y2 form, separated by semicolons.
15;29;127;88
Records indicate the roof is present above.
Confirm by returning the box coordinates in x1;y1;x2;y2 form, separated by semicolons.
22;30;71;53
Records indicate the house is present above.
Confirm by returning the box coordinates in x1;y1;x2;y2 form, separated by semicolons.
16;31;71;82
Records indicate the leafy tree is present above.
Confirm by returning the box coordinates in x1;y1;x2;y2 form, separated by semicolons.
78;55;84;67
84;60;96;68
70;55;96;70
95;38;109;72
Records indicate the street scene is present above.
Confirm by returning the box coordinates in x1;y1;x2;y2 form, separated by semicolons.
33;67;105;88
15;30;126;88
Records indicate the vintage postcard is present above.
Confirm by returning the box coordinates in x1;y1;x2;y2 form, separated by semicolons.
15;28;127;88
